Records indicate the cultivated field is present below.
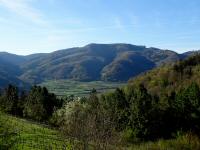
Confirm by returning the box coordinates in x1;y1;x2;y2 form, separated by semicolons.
39;80;125;97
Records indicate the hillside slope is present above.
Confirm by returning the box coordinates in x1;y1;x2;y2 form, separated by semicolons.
0;112;72;149
128;54;200;96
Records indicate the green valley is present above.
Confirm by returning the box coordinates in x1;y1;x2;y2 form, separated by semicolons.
39;80;125;97
1;0;200;149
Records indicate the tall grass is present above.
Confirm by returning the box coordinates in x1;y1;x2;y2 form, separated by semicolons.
128;133;200;150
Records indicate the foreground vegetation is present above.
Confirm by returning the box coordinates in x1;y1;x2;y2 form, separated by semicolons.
1;113;200;150
1;112;200;150
1;55;200;149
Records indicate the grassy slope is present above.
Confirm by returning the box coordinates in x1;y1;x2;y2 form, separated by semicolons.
39;80;125;97
0;113;72;150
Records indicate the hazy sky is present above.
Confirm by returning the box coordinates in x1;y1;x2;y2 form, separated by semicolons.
0;0;200;55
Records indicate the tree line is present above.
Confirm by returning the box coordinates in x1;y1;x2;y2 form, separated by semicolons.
0;85;63;122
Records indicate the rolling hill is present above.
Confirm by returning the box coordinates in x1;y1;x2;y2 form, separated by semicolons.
0;43;198;88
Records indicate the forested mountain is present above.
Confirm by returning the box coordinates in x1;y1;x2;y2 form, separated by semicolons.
0;43;198;87
20;44;184;83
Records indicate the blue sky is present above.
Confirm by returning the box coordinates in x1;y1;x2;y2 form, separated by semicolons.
0;0;200;55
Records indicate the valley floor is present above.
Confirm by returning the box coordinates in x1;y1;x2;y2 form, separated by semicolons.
39;80;125;97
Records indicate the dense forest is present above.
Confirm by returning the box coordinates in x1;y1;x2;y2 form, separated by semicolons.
1;54;200;148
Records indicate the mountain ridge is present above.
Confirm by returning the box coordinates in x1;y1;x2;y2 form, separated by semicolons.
0;43;199;88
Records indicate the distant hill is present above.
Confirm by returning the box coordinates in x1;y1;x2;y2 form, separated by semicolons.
0;43;199;87
19;44;184;83
0;52;26;65
182;50;200;57
0;53;28;89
